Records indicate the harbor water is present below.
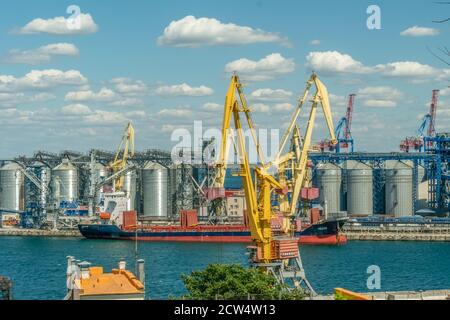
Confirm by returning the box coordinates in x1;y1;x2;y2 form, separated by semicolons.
1;237;450;299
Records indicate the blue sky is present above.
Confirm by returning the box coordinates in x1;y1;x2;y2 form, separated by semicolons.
0;0;449;158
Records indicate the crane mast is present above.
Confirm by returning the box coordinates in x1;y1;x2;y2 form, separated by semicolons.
109;122;135;192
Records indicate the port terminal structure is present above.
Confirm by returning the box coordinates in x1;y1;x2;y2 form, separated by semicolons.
309;151;448;214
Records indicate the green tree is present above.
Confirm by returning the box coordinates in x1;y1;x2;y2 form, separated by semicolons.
180;264;305;300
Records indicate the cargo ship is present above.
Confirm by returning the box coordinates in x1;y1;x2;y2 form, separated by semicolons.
78;193;347;245
79;217;347;245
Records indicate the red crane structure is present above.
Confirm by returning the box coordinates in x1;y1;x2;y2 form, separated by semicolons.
319;94;356;153
400;90;439;153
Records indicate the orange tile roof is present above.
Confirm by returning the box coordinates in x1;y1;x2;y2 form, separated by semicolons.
79;267;144;297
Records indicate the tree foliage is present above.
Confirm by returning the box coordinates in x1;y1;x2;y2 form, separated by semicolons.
180;264;305;300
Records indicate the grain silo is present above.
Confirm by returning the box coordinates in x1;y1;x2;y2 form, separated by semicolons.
142;162;168;218
123;169;137;211
346;161;373;216
0;162;25;211
416;165;429;211
52;159;78;204
385;161;413;217
316;163;342;216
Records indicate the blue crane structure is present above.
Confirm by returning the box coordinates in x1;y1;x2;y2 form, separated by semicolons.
400;90;439;153
321;94;356;153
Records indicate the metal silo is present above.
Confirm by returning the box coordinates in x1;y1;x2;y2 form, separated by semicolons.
0;162;25;211
142;162;168;218
346;161;373;216
416;165;428;211
316;163;342;216
385;161;413;217
52;159;78;204
123;169;137;211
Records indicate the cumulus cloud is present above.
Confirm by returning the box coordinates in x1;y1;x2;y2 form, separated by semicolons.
400;26;440;37
157;15;289;47
110;78;148;95
0;69;88;92
225;53;295;81
250;88;293;101
84;110;129;124
310;39;321;46
155;83;213;97
65;87;116;102
306;51;373;74
157;108;193;117
273;103;294;112
3;43;79;65
306;50;450;82
0;92;55;107
18;13;98;35
61;104;92;115
357;86;403;108
202;102;222;111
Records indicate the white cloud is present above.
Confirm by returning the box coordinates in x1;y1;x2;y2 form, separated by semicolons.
84;110;129;124
306;51;373;74
273;103;294;112
0;92;55;106
225;53;295;81
251;103;270;113
126;110;146;118
155;83;213;97
110;78;148;95
157;15;289;47
440;87;450;96
202;102;222;111
329;94;348;107
157;108;193;117
108;97;143;107
61;104;92;115
305;50;450;82
363;99;397;108
375;61;439;78
65;87;116;102
400;26;440;37
357;86;403;100
0;69;88;92
250;88;293;101
19;13;98;35
3;43;79;65
310;40;321;46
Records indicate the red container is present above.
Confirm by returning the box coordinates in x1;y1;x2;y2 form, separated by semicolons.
301;187;319;200
122;211;137;229
310;208;321;224
180;210;199;227
270;239;299;260
203;187;226;200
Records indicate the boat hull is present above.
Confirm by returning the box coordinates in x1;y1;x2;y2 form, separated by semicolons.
79;219;347;245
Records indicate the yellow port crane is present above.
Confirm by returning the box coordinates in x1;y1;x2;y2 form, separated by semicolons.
266;73;337;233
109;122;135;192
219;74;315;294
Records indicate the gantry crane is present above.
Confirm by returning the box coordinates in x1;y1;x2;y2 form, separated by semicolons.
109;122;135;192
400;90;439;153
218;74;316;294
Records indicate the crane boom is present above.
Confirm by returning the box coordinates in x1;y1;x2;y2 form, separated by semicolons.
109;122;135;192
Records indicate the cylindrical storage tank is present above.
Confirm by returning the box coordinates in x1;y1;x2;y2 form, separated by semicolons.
52;160;78;204
92;162;106;204
123;169;137;211
385;161;413;217
416;165;428;211
142;162;168;218
346;162;373;216
0;163;25;211
316;163;342;217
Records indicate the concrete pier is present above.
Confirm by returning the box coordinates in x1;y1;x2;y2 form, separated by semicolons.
0;228;81;237
344;225;450;242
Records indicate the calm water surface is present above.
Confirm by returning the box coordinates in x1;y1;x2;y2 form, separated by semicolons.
1;237;450;299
